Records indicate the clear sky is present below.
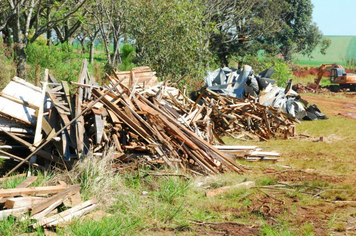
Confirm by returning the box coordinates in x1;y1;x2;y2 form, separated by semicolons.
312;0;356;36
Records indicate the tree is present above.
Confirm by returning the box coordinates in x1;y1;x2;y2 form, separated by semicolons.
271;0;330;61
0;0;86;78
125;0;210;79
204;0;288;67
91;0;126;70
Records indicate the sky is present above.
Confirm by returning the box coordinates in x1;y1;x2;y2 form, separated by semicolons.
312;0;356;35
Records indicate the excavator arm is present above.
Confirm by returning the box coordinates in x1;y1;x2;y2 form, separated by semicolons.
314;63;343;86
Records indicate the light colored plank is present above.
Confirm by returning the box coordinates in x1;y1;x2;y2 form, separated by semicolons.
16;176;38;188
0;185;76;198
30;185;80;215
5;196;45;209
32;199;96;228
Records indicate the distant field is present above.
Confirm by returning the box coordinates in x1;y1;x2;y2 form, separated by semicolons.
293;36;356;66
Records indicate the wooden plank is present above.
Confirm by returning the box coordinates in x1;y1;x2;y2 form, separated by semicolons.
107;109;121;124
16;176;38;188
75;60;87;156
94;114;104;144
70;81;100;89
32;199;97;228
32;69;48;152
0;92;39;110
0;207;27;221
0;185;74;198
112;133;123;153
30;184;80;215
4;196;45;209
48;204;97;227
214;145;258;150
30;199;62;220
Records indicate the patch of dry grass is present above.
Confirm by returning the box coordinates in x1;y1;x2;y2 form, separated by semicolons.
50;146;125;208
0;38;16;89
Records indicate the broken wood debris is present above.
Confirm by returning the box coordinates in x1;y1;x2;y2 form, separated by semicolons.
0;176;96;228
0;62;295;176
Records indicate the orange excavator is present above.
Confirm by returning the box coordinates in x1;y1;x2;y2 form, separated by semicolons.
315;63;356;91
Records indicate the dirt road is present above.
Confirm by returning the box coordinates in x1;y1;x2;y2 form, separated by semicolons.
301;93;356;119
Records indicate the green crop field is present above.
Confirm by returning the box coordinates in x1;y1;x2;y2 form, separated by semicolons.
293;36;356;66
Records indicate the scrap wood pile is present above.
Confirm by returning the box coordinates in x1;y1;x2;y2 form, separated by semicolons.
198;89;297;141
0;174;96;228
0;62;286;177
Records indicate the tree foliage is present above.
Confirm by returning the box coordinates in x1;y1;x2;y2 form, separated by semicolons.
125;0;211;79
0;0;329;81
205;0;288;66
270;0;330;61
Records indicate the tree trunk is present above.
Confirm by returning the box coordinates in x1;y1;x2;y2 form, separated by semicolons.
14;43;27;78
89;40;95;64
13;10;26;78
46;6;52;46
89;30;99;64
112;34;121;69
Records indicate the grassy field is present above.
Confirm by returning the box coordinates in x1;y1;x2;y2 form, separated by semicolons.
1;91;356;235
293;36;356;66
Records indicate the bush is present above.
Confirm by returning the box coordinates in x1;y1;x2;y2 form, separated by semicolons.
25;42;81;82
0;38;16;89
118;43;136;71
237;55;294;87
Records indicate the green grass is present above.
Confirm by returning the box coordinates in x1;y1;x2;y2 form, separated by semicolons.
293;36;356;66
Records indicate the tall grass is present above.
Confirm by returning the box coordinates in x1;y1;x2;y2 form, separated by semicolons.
0;37;16;89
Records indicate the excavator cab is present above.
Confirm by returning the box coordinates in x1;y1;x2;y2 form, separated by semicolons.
330;68;345;83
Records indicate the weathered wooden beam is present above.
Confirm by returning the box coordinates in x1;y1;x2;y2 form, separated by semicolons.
4;81;121;177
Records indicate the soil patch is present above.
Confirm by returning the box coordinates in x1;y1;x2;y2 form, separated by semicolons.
301;94;356;119
264;169;344;184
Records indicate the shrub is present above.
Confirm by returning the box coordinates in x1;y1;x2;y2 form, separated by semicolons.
237;55;294;87
118;43;136;71
0;38;16;89
25;41;80;82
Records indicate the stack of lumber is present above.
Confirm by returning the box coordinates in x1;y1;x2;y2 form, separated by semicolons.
0;175;96;228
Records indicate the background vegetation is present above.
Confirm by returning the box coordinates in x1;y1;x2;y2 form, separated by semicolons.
294;36;356;67
0;0;329;90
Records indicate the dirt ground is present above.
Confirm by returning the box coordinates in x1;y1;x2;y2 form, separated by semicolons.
301;93;356;119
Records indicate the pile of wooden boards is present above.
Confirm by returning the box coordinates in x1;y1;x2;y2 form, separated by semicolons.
0;174;96;228
0;63;291;176
199;89;297;141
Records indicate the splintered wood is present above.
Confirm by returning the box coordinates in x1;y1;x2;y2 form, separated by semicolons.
0;64;294;176
0;176;96;228
200;89;297;141
91;69;245;175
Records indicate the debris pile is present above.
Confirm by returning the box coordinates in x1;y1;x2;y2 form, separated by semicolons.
0;174;96;227
292;82;320;93
0;62;290;176
199;89;297;141
204;66;328;122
